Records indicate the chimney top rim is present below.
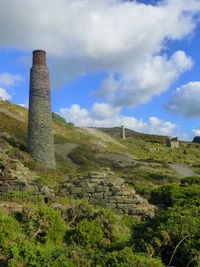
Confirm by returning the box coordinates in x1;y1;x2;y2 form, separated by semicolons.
33;50;46;54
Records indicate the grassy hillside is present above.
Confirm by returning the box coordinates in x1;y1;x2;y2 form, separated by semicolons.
0;99;200;266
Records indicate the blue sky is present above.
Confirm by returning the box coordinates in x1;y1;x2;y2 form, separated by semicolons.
0;0;200;140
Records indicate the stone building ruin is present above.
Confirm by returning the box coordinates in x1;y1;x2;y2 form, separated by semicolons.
166;137;179;148
27;50;55;169
58;168;155;218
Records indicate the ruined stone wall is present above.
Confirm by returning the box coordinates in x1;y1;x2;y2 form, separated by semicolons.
58;169;155;218
28;50;55;169
166;138;179;148
170;140;179;148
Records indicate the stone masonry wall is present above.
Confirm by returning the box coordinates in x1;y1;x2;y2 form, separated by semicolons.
58;168;156;218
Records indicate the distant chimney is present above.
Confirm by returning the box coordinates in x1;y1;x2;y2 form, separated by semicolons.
120;125;126;140
27;50;55;169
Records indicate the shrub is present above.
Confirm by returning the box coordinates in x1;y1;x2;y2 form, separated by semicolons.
54;134;69;144
52;113;66;125
21;206;66;245
91;248;164;267
0;211;22;249
69;145;98;165
7;242;76;267
180;175;200;186
70;218;104;249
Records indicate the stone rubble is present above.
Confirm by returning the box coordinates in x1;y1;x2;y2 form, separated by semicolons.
58;168;156;218
0;146;53;198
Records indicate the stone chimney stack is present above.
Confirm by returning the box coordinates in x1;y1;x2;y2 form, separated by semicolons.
27;50;55;169
120;125;126;140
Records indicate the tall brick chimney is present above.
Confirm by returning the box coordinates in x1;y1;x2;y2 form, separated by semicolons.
27;50;55;169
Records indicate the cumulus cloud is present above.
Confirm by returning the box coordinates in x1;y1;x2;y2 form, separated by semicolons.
18;100;29;108
192;128;200;136
59;102;177;136
0;0;199;107
96;51;193;107
0;87;11;100
166;81;200;118
0;73;23;87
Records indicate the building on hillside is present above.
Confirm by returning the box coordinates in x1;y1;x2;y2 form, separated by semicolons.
166;137;179;148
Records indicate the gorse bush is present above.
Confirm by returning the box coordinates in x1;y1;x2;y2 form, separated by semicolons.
21;205;66;245
132;184;200;267
1;185;200;266
71;219;104;249
0;211;22;249
0;200;165;266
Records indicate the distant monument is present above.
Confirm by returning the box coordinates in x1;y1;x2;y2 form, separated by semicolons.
166;137;179;148
27;50;55;169
120;125;126;140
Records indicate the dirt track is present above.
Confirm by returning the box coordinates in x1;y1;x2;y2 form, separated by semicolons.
170;163;195;177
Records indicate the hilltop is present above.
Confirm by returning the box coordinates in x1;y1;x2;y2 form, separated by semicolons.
0;99;200;266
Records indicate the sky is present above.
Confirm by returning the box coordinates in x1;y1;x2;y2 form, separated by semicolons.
0;0;200;140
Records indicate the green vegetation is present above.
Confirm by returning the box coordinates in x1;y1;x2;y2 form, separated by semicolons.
1;100;200;266
1;183;200;266
0;196;165;267
132;183;200;266
52;112;67;125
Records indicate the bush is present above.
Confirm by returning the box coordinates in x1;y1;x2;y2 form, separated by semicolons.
132;184;200;266
91;248;164;267
21;206;66;245
52;113;66;125
69;145;98;165
7;242;76;267
70;219;104;249
54;134;69;144
180;175;200;186
0;211;22;249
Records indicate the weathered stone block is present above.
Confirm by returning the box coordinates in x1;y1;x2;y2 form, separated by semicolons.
117;203;137;210
95;186;109;192
111;186;121;194
92;192;104;199
88;171;107;179
104;191;113;197
85;187;95;193
106;203;117;209
98;198;108;205
70;187;83;194
109;196;123;203
123;198;140;204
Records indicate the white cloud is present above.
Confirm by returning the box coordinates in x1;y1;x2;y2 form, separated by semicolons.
0;87;11;100
0;0;199;107
0;73;23;87
96;51;193;107
18;100;28;108
59;102;177;136
193;128;200;136
166;81;200;118
91;102;121;120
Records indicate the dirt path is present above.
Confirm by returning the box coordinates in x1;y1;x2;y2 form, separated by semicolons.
96;153;163;168
55;143;78;166
169;163;195;177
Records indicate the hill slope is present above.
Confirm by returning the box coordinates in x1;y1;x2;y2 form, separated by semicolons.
1;99;200;266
